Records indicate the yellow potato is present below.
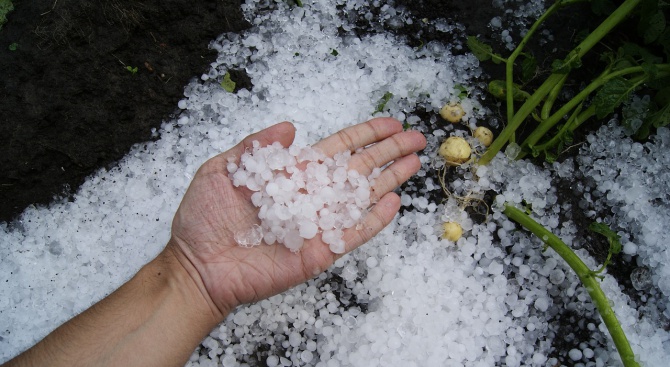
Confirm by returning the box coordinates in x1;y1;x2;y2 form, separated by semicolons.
440;103;465;123
473;126;494;147
441;222;463;242
439;136;471;166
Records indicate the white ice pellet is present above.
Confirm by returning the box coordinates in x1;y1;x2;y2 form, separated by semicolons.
300;350;313;363
569;348;583;361
298;220;319;239
288;331;301;347
622;242;637;255
266;356;279;367
549;269;565;284
231;142;375;253
534;297;549;312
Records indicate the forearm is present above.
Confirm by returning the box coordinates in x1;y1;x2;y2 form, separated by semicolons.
3;247;225;367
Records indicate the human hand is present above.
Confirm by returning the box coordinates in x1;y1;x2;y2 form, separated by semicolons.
167;118;426;319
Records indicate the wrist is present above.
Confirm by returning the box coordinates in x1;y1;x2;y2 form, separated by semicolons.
163;239;231;321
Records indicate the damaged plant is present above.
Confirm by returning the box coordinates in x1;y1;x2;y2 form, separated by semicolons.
470;0;669;164
465;0;669;365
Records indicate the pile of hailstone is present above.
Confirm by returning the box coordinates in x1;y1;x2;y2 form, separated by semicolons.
228;141;380;253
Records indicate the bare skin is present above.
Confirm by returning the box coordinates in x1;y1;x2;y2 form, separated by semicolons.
3;117;426;367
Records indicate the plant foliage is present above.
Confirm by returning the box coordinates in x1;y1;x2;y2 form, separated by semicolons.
0;0;13;30
220;72;236;93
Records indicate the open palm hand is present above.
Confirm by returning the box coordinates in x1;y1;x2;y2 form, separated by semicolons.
168;118;426;316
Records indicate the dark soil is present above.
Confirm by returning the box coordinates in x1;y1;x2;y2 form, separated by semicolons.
0;0;249;223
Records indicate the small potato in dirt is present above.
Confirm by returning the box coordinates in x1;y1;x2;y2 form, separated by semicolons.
439;136;471;166
440;103;465;123
473;126;494;147
441;222;463;242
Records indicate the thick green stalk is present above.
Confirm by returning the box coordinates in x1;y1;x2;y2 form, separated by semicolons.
479;0;642;165
480;73;563;164
505;0;567;124
503;205;640;367
521;65;670;151
522;104;595;159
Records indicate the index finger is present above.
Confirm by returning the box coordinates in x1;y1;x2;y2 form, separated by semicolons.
312;117;404;156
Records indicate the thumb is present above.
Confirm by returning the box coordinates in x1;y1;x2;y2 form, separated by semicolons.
237;121;296;154
217;122;297;164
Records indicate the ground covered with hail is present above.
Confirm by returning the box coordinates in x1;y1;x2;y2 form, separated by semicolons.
1;0;669;366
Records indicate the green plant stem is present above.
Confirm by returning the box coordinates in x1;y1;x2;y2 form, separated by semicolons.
505;0;568;124
480;74;563;164
503;205;640;367
541;74;568;120
521;65;670;152
479;0;643;165
529;104;595;156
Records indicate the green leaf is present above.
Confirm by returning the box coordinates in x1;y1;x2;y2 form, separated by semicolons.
562;129;574;145
659;28;670;60
649;102;670;128
467;36;505;64
636;120;653;139
655;87;670;106
634;90;670;139
467;36;493;61
331;49;339;56
589;222;622;274
589;222;622;255
643;11;666;44
454;84;469;99
622;95;651;133
612;57;636;71
593;78;635;119
648;75;670;90
551;50;582;74
600;50;615;66
641;62;659;79
574;29;591;45
521;55;537;82
530;145;541;158
374;92;393;113
220;72;236;93
0;0;14;30
544;151;557;163
621;42;663;64
8;42;17;51
488;80;528;101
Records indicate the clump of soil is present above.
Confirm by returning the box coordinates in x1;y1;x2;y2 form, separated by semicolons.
0;0;249;223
